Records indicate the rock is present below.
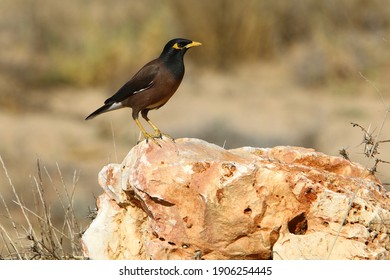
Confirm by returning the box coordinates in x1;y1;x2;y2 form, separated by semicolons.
81;138;390;260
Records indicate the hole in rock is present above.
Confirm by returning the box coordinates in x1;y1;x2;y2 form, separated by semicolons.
322;221;329;227
244;207;252;215
159;237;165;241
168;241;176;246
288;212;308;235
351;202;362;210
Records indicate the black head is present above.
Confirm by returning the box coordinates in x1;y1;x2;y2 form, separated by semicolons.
159;38;202;61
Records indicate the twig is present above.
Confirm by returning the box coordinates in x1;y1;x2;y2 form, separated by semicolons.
328;78;389;259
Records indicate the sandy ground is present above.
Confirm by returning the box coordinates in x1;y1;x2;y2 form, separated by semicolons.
0;62;389;224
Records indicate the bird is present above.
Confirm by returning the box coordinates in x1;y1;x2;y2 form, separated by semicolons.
85;38;201;145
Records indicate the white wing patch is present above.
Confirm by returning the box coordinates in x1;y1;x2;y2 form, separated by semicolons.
133;81;154;95
107;102;124;111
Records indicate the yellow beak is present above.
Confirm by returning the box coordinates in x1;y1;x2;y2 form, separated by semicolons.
185;41;202;48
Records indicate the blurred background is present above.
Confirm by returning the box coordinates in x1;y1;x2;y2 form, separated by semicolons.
1;0;390;247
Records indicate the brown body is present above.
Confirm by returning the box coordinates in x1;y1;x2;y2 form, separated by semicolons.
121;60;183;117
85;38;201;145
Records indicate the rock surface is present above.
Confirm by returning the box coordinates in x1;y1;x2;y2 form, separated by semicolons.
81;138;390;260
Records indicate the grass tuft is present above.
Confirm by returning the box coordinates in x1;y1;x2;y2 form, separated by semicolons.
0;157;87;260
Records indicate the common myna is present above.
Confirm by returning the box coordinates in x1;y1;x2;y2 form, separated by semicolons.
85;38;201;145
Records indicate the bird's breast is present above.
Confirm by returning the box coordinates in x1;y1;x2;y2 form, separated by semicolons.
145;95;172;109
144;78;181;109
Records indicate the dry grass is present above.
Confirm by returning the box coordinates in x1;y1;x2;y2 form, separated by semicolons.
327;77;390;259
155;0;390;91
0;1;389;259
0;157;89;260
1;0;390;92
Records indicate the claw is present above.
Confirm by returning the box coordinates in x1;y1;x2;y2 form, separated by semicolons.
143;132;162;147
137;136;161;147
153;131;175;142
146;136;162;147
133;117;174;147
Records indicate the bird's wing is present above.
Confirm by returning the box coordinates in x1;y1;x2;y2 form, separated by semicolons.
104;61;160;104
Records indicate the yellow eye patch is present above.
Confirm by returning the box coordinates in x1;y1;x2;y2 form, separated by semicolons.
172;43;182;50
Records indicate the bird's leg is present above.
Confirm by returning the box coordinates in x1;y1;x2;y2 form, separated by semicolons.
141;110;174;141
133;118;161;146
147;118;175;141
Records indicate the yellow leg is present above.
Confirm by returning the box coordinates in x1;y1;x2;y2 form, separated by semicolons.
134;118;161;146
145;118;174;141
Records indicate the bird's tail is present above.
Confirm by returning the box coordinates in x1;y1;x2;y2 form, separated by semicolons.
85;102;123;120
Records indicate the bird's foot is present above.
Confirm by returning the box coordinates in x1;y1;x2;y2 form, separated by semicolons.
137;132;175;147
153;131;175;142
137;133;162;147
145;137;162;147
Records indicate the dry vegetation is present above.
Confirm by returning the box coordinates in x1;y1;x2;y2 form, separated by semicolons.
1;0;390;92
0;0;389;259
0;157;89;259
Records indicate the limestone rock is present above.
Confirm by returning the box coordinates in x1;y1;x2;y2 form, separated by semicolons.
81;138;390;260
